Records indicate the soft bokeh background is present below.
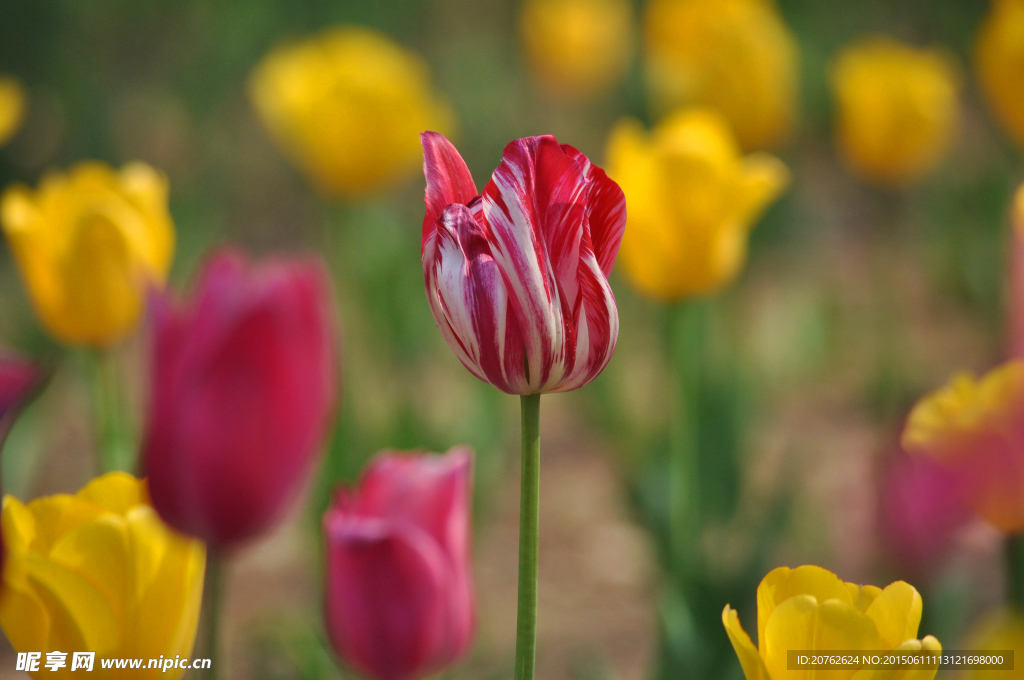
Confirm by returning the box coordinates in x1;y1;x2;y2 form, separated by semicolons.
0;0;1019;678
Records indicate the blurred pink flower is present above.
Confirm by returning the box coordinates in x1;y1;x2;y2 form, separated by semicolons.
324;447;475;680
420;131;626;394
142;249;337;548
879;450;972;574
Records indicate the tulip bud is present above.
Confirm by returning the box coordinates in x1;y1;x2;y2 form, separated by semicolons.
324;448;474;680
831;37;960;187
519;0;634;101
606;108;789;301
0;162;175;347
142;250;337;548
0;76;25;147
0;472;206;679
250;26;454;199
420;131;626;394
976;0;1024;151
902;362;1024;533
723;565;942;680
644;0;800;151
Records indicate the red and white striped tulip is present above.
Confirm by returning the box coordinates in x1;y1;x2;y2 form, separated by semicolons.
420;132;626;394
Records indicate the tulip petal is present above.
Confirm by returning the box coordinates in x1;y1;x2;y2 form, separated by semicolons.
722;605;769;680
424;203;527;393
560;145;626;278
23;555;120;654
78;470;147;515
0;580;48;653
324;517;450;680
763;595;882;680
864;581;922;650
757;565;854;655
421;132;479;240
736;153;790;227
482;135;584;391
49;513;131;628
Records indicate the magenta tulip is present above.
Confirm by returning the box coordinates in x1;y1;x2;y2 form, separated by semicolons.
420;131;626;394
142;249;337;548
323;447;474;680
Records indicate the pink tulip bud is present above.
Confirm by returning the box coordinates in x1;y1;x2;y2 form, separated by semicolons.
142;249;337;548
420;132;626;394
324;447;475;680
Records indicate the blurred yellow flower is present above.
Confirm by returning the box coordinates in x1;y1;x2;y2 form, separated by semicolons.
902;361;1024;532
520;0;634;100
831;37;960;187
0;162;175;347
0;76;25;148
644;0;799;151
962;609;1024;680
977;0;1024;151
723;565;942;680
0;473;205;679
250;26;454;199
606;108;789;300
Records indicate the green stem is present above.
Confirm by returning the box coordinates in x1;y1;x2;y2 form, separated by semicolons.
666;302;705;574
92;350;128;474
204;551;224;679
1006;534;1024;611
514;393;541;680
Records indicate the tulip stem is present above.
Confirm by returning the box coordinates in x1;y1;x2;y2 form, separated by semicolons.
92;350;131;474
666;302;705;574
514;393;541;680
1007;534;1024;611
204;551;224;679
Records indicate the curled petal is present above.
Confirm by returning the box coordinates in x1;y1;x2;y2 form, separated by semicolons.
421;132;478;241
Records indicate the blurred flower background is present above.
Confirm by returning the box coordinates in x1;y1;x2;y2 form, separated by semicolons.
0;0;1023;679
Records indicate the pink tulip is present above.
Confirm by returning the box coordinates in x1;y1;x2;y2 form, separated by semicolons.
420;132;626;394
879;450;972;574
324;447;474;680
142;249;337;548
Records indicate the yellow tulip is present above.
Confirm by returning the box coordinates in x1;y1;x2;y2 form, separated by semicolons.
723;565;942;680
0;76;25;147
606;108;789;300
902;361;1024;532
0;162;174;347
250;26;454;199
977;0;1024;151
962;609;1024;680
644;0;800;151
520;0;634;100
831;37;960;188
0;472;205;679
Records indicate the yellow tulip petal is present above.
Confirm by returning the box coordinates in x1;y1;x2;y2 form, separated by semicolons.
23;555;119;654
0;579;48;652
864;581;923;649
49;513;132;628
757;565;855;651
722;605;770;680
125;505;170;601
850;584;883;613
2;494;37;555
764;595;883;680
736;152;790;226
78;471;146;515
26;495;105;554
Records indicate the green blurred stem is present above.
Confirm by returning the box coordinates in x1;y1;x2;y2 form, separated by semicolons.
204;551;224;680
666;302;706;574
514;393;541;680
91;350;130;474
1006;534;1024;610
